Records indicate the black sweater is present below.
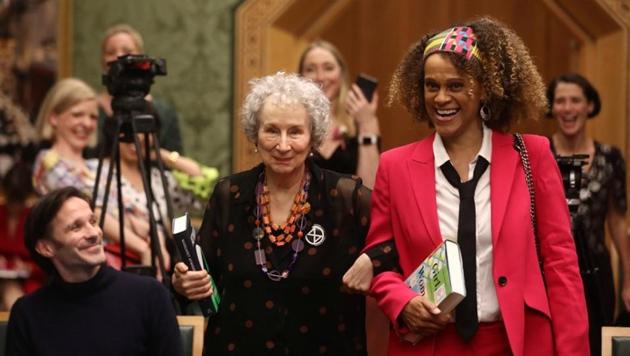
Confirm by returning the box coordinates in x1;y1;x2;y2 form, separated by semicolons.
7;265;183;356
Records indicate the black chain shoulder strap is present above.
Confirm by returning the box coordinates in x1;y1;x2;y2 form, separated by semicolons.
513;133;544;276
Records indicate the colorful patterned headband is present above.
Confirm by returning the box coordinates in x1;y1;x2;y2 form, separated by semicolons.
423;26;481;62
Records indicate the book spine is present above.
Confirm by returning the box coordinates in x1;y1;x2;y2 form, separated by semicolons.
174;228;217;317
174;231;202;271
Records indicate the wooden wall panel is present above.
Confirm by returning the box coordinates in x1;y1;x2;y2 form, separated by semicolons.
590;31;627;149
310;0;581;147
235;0;629;173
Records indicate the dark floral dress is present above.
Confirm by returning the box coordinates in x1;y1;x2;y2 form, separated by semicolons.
197;160;373;355
551;140;627;353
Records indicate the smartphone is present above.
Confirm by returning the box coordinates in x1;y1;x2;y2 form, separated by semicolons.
355;73;378;102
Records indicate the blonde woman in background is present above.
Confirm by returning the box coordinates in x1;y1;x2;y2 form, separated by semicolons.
32;78;155;267
33;78;99;196
298;41;380;189
299;41;388;355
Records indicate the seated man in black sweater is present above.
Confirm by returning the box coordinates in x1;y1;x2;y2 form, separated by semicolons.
6;187;183;356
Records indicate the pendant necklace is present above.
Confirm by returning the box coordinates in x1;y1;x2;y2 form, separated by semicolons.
252;168;311;281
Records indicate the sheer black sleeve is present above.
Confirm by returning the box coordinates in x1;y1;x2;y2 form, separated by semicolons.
607;145;627;214
365;241;400;276
336;176;401;276
197;177;231;292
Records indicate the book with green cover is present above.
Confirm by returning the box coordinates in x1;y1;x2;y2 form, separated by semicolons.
173;213;221;316
403;239;465;344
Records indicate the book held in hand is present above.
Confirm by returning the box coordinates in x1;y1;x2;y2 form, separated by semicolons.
403;239;466;344
173;213;220;317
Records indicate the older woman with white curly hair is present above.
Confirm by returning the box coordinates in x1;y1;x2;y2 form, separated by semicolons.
173;72;377;354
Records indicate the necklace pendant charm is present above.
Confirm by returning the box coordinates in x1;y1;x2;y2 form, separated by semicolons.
254;249;266;265
305;224;326;246
267;270;283;282
291;239;305;252
252;227;264;240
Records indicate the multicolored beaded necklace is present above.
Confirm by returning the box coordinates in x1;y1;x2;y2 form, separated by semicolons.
252;168;311;281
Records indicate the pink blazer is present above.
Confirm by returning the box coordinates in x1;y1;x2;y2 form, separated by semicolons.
365;131;589;356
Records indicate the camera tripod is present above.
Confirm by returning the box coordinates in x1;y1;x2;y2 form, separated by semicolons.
89;54;172;284
92;103;174;282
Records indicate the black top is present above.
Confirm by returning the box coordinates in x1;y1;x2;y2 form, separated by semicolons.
550;140;627;325
197;160;370;355
7;265;183;356
312;137;359;175
551;140;627;257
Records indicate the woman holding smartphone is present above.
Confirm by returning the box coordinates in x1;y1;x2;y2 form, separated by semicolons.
298;41;380;189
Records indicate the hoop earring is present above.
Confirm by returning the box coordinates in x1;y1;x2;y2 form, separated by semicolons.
480;103;491;122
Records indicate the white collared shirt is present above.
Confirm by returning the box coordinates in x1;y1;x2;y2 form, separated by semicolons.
433;124;500;322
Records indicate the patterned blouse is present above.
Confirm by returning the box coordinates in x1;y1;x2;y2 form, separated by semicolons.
197;160;372;355
32;149;98;197
33;149;218;241
94;161;218;241
552;141;627;256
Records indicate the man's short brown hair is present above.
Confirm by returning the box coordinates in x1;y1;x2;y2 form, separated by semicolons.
25;187;92;274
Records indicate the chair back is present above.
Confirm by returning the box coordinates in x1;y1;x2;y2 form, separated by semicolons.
177;315;204;356
603;326;630;356
0;312;9;356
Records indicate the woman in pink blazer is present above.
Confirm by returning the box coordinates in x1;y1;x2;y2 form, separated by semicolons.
344;17;588;355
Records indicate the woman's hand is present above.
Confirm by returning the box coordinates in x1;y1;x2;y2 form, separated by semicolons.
400;296;451;338
158;232;171;271
126;208;151;238
342;253;373;294
171;262;213;300
346;84;379;134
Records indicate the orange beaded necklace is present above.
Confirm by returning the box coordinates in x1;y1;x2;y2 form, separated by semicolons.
255;171;311;247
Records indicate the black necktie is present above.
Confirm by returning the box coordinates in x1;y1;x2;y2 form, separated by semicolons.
440;157;489;341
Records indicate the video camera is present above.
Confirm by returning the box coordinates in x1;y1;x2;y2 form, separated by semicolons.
103;54;166;99
556;154;589;213
102;54;166;142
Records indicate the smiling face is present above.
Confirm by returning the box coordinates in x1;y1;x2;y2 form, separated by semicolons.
300;47;343;101
50;99;98;153
257;100;312;178
102;32;141;69
551;82;593;138
36;197;105;281
423;54;484;144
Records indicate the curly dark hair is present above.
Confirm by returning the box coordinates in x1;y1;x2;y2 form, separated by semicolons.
388;16;547;132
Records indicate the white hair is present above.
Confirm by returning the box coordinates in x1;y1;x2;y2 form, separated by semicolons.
241;72;330;148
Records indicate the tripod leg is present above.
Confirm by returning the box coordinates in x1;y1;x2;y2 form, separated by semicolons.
130;128;167;280
92;130;108;211
95;118;130;270
115;147;127;269
150;132;174;225
97;122;121;237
